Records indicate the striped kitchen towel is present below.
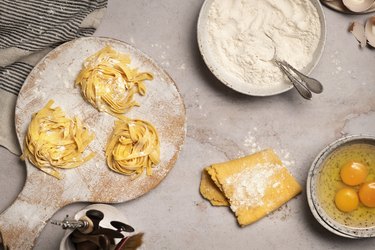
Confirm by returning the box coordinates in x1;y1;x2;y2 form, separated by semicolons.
0;0;107;155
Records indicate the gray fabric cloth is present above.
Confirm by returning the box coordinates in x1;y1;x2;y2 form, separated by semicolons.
0;0;107;155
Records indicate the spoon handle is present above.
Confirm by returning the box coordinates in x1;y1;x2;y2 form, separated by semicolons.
280;60;323;94
276;61;312;100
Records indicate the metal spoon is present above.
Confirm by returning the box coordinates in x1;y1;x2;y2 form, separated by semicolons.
264;33;323;99
274;60;313;100
278;60;323;94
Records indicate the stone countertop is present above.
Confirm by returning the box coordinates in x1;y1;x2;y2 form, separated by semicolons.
0;0;374;249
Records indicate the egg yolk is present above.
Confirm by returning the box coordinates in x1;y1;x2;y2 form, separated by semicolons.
340;161;368;186
358;182;375;208
335;187;359;212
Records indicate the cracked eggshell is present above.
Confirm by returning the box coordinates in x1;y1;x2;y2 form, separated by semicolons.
343;0;375;13
349;21;367;48
365;16;375;47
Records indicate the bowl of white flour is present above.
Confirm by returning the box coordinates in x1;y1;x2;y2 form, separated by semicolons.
197;0;326;96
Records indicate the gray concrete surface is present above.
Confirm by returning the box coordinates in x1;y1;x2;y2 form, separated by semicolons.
1;0;374;249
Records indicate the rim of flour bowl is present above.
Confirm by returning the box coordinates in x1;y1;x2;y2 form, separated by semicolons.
197;0;327;97
306;135;375;239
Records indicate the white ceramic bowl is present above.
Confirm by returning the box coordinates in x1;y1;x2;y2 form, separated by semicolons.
307;135;375;238
197;0;326;96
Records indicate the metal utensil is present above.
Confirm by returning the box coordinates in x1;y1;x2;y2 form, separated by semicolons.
274;59;324;100
51;215;88;230
265;33;323;100
278;60;323;94
274;60;313;100
85;209;104;232
110;221;135;232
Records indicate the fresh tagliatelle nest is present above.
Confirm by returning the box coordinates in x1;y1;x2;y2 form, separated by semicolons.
105;118;160;178
21;100;96;179
76;46;161;179
75;46;153;115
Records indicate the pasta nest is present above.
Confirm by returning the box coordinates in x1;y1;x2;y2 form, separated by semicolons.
75;46;153;115
106;118;160;177
21;100;96;179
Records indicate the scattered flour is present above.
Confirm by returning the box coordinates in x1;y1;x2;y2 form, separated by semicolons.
330;50;342;76
151;43;171;67
242;129;295;168
243;130;262;153
178;63;186;70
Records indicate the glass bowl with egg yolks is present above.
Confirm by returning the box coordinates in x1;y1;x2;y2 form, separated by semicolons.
307;135;375;238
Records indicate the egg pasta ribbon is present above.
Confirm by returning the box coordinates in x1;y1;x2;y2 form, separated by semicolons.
21;100;96;179
105;118;160;178
75;46;153;115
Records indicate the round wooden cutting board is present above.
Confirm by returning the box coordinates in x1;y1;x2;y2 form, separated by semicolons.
0;37;186;249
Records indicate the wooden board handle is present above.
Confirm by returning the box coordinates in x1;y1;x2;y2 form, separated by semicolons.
0;179;64;249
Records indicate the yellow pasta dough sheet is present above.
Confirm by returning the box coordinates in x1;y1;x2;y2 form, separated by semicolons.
205;149;302;227
200;169;229;206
